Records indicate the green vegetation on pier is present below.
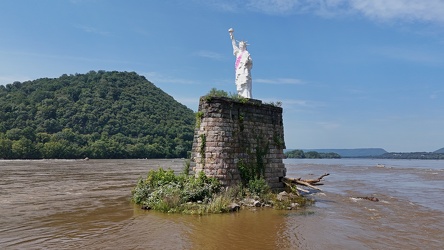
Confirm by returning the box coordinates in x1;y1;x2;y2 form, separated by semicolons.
131;165;312;214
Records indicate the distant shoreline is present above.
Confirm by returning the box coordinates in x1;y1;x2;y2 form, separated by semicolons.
285;148;444;160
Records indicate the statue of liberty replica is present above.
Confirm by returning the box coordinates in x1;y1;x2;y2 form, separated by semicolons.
229;28;253;98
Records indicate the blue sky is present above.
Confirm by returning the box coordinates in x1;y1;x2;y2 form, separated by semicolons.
1;0;443;152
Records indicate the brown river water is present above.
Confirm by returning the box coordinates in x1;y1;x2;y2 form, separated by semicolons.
0;159;443;249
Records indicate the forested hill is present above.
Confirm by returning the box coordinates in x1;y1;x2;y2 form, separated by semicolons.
0;71;195;159
435;148;444;154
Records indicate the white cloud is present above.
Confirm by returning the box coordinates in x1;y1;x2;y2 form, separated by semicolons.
255;78;304;84
430;90;443;100
195;50;226;61
282;99;311;106
74;25;110;36
316;121;341;130
194;0;241;12
372;46;444;64
261;98;324;111
0;49;138;67
143;72;200;85
328;0;444;23
349;0;444;23
204;0;444;23
247;0;299;14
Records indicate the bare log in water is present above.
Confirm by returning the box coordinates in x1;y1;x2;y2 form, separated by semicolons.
283;173;330;192
356;196;379;202
294;179;322;191
298;173;330;185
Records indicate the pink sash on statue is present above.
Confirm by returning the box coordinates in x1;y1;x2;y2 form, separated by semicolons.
235;51;244;69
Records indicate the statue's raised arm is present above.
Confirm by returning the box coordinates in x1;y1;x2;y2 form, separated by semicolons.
228;28;253;98
229;28;239;55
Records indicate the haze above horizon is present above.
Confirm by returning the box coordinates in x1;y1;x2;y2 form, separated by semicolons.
1;0;443;152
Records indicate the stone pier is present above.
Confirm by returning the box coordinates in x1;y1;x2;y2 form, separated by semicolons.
191;96;286;190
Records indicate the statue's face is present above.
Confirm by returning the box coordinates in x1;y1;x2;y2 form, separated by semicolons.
239;42;246;50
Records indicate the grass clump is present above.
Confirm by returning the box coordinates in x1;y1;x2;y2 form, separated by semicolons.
202;88;248;103
131;168;223;214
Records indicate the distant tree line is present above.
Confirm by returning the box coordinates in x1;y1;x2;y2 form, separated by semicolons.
0;71;195;159
378;152;444;160
285;149;341;159
284;150;444;160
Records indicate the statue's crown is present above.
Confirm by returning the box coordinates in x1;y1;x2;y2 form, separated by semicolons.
238;40;250;46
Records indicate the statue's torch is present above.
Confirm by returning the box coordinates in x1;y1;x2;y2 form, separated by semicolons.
228;28;234;40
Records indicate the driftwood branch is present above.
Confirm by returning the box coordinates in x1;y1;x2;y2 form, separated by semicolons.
283;173;330;192
283;177;322;191
299;173;330;185
295;179;322;191
296;186;309;193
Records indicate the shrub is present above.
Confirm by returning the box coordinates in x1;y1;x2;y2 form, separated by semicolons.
132;177;152;204
247;178;270;197
206;88;228;97
145;168;178;188
131;168;221;213
205;192;232;213
182;171;221;202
